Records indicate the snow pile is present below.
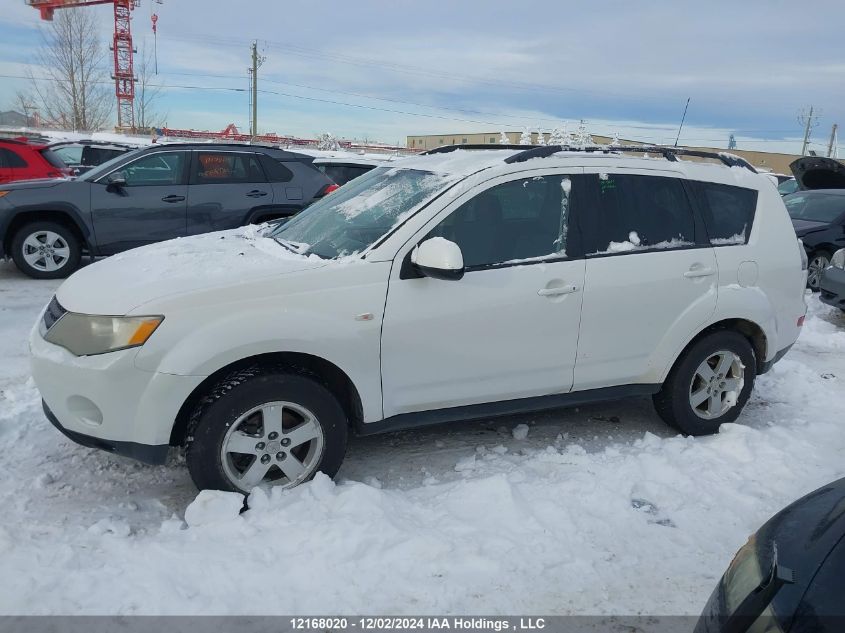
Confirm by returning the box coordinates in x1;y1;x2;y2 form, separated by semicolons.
599;232;693;254
0;262;844;615
711;232;746;246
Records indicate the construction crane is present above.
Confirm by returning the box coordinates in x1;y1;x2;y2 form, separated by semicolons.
26;0;139;131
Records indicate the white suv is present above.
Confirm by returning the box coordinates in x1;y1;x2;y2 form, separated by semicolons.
30;145;808;492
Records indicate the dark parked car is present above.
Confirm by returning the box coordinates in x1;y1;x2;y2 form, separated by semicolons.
313;156;389;186
819;248;845;312
696;478;845;633
0;143;335;278
50;140;137;175
787;157;845;289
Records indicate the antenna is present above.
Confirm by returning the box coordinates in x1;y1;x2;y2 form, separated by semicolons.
674;97;690;147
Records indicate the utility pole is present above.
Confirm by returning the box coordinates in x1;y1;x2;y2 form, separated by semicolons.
799;106;821;156
827;123;838;158
249;41;265;139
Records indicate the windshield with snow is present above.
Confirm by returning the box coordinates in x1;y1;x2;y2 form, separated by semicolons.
268;166;454;259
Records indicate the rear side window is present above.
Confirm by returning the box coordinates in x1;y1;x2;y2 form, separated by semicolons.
585;174;696;254
193;152;267;184
319;164;375;186
38;149;66;169
696;182;757;245
0;147;28;168
259;155;294;183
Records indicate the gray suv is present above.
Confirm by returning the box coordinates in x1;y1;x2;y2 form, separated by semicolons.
0;143;335;278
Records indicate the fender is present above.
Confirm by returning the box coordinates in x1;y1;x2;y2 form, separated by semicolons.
657;285;776;383
132;262;392;423
1;203;94;256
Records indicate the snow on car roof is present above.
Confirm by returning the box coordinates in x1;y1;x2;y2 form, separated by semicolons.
394;147;770;190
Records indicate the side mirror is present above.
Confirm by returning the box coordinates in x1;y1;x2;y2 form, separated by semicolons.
411;237;464;281
106;172;127;190
832;248;845;270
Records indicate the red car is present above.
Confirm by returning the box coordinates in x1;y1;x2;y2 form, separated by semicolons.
0;138;73;183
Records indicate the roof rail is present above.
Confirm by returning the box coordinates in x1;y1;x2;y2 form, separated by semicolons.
504;144;758;173
421;144;531;155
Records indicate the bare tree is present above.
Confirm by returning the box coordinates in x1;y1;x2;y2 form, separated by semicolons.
28;9;112;130
13;91;38;126
135;48;166;131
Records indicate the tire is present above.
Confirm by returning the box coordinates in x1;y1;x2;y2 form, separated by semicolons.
807;250;832;291
185;367;348;493
653;331;756;436
11;221;82;279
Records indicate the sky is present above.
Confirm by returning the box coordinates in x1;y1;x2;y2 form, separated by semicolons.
0;0;843;155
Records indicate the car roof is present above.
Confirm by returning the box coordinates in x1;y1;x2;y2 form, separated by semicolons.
144;142;311;160
0;137;49;150
394;146;769;189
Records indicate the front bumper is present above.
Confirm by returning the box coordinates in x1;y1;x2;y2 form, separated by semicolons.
43;400;169;464
820;265;845;310
30;322;205;460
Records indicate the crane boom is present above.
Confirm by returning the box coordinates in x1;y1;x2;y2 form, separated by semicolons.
26;0;137;131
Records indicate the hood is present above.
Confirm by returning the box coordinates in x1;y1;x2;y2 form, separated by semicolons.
56;226;327;315
790;156;845;190
0;178;71;192
791;218;830;234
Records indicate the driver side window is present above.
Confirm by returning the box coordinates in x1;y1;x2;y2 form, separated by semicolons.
426;174;573;269
115;152;186;187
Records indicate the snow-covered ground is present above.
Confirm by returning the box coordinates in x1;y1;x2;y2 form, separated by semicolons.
0;259;843;615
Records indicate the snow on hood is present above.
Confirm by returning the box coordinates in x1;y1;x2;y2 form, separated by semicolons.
56;226;327;315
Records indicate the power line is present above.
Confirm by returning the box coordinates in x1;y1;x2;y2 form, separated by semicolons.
5;72;839;150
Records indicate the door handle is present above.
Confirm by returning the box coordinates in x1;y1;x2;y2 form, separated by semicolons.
246;190;269;198
684;266;716;278
538;285;580;297
161;195;185;203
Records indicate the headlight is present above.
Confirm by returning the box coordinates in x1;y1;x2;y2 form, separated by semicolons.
723;536;763;613
44;313;163;356
832;248;845;270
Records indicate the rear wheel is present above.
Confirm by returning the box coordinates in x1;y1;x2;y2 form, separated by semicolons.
807;250;832;291
11;221;82;279
185;368;348;493
653;331;756;436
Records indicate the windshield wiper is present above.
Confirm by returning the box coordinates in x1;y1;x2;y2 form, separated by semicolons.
272;237;300;254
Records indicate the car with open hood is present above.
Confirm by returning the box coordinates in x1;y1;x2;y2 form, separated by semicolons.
786;156;845;289
29;144;807;493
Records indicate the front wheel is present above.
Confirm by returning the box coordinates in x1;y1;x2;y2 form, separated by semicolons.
653;331;756;436
11;221;82;279
186;368;348;492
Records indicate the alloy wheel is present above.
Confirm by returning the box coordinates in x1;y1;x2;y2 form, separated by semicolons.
21;230;71;273
689;351;745;420
807;254;830;290
220;401;324;491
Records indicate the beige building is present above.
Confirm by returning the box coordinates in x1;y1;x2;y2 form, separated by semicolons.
406;132;807;175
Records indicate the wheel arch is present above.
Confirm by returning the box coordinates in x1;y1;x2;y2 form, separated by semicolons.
668;318;768;381
3;208;90;256
169;351;364;447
